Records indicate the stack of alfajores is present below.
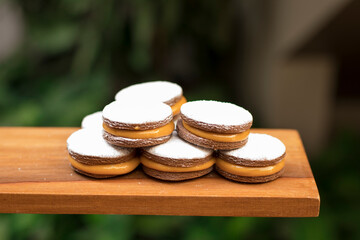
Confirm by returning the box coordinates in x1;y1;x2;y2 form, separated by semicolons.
67;81;286;183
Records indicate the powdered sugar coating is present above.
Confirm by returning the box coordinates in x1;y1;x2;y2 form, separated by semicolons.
67;129;132;158
115;81;183;104
103;101;172;124
81;111;103;129
181;101;253;126
144;133;213;159
220;133;286;161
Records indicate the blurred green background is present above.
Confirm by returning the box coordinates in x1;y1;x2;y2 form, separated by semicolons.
0;0;359;239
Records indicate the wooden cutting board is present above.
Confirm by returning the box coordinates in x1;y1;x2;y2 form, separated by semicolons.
0;127;320;217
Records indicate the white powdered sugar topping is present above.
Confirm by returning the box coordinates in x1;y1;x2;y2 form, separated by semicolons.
103;101;172;124
115;81;183;104
81;111;103;129
221;133;286;161
144;133;213;159
181;100;253;126
67;129;132;158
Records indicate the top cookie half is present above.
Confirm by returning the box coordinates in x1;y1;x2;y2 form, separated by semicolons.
114;81;187;116
81;111;103;129
103;101;173;130
180;100;253;133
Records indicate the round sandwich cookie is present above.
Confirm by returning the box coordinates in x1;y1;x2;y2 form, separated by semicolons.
114;81;187;117
141;133;215;181
81;111;103;129
102;101;174;148
216;133;286;183
177;100;253;150
67;129;139;178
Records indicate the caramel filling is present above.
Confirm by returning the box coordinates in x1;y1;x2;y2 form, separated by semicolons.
140;155;215;173
68;155;140;175
216;158;285;177
182;121;250;142
103;121;174;139
171;96;187;116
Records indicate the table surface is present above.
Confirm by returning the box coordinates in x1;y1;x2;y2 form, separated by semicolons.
0;127;320;217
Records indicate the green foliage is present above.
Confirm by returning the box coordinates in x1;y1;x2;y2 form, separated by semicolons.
0;0;238;127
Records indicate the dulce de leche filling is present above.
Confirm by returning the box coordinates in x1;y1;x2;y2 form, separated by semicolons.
103;121;174;139
171;96;187;116
68;155;140;175
216;158;285;177
140;155;215;173
182;121;250;142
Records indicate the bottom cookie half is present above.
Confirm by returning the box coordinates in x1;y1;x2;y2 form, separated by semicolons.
71;165;119;179
103;131;172;148
142;165;213;181
215;166;284;183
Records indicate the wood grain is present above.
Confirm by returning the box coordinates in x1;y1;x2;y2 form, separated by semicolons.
0;127;320;217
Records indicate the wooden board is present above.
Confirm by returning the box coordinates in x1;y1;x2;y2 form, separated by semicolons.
0;127;320;217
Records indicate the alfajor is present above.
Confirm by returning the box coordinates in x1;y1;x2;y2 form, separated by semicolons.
216;133;286;183
67;129;139;178
102;101;174;148
81;111;103;129
114;81;187;117
141;133;214;181
177;100;253;150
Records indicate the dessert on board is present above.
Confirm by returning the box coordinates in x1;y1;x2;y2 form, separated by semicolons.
102;101;174;148
177;100;253;150
216;133;286;183
67;129;139;178
141;133;214;181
